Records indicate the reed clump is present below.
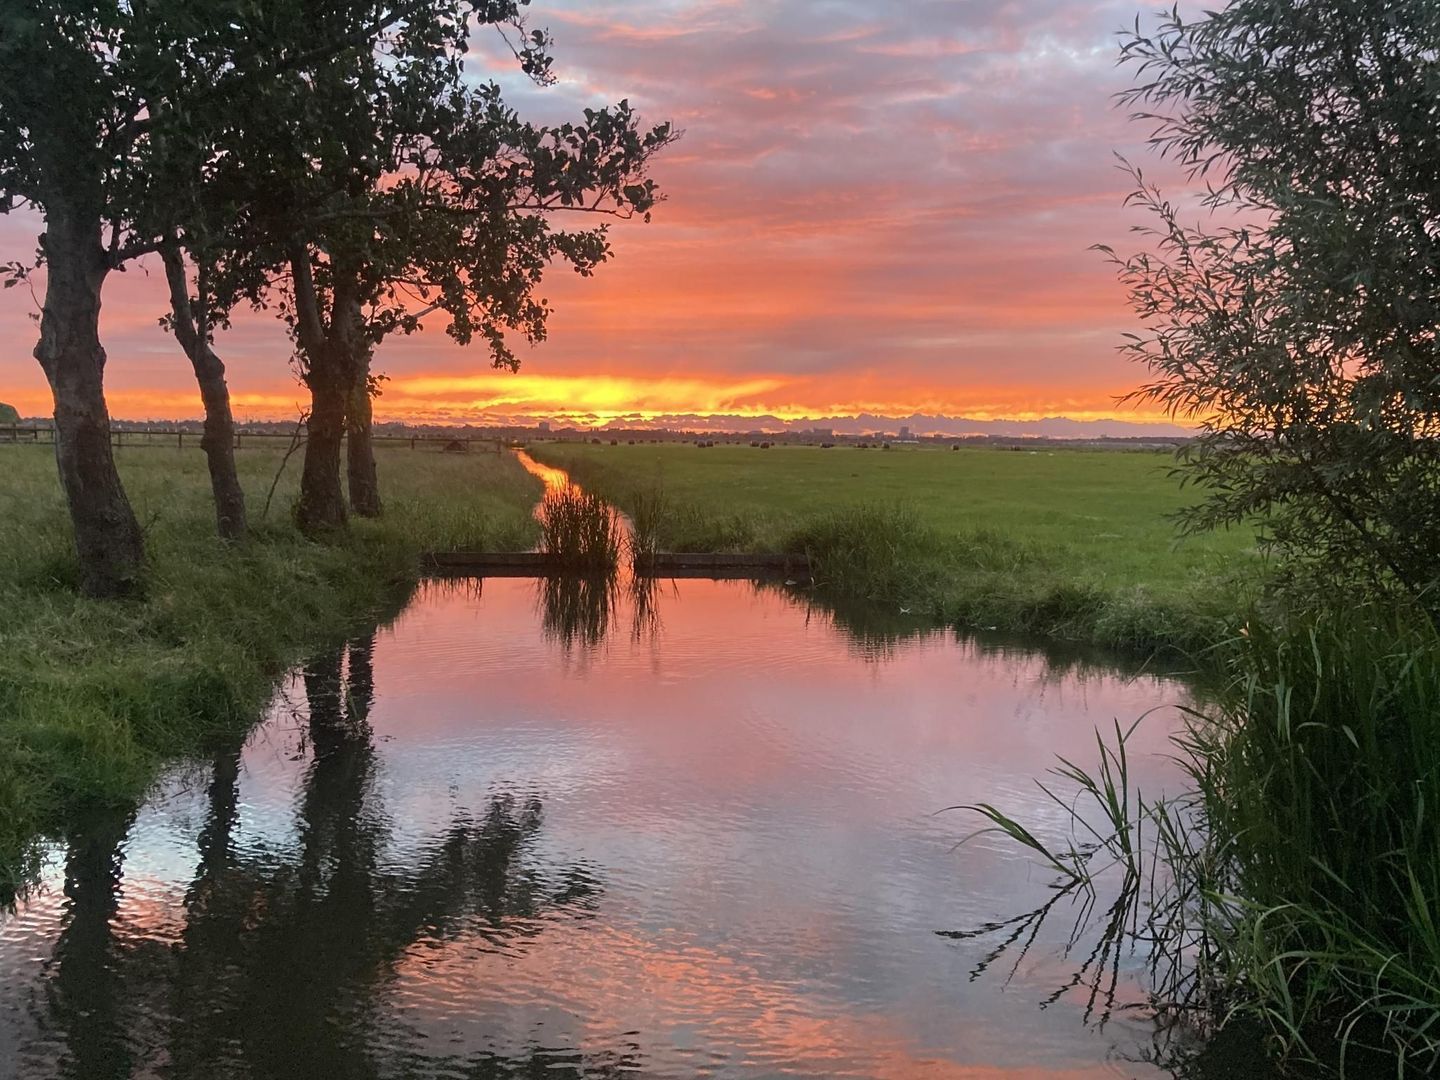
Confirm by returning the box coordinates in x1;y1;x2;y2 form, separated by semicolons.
1193;609;1440;1068
537;484;623;571
960;605;1440;1073
786;503;944;600
627;484;667;569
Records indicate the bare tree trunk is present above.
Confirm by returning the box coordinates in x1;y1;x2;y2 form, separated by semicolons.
298;349;350;534
345;330;381;518
161;245;247;540
34;205;144;597
291;247;351;535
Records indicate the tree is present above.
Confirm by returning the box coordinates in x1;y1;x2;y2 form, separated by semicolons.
0;4;156;595
0;402;18;425
1106;1;1440;610
0;2;446;588
159;242;248;540
208;10;674;532
308;89;673;530
145;92;260;543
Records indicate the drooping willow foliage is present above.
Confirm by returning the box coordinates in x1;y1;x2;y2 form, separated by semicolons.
1103;0;1440;612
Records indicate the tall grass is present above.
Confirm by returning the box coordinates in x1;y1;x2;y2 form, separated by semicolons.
787;503;939;599
627;484;667;569
537;484;623;571
958;607;1440;1073
1194;610;1440;1068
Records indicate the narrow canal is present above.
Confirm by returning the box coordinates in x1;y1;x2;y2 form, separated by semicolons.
0;461;1201;1079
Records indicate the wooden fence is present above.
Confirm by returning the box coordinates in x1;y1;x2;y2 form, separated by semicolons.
0;425;505;453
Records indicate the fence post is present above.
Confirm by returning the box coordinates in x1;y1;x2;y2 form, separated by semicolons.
411;435;416;450
177;431;183;450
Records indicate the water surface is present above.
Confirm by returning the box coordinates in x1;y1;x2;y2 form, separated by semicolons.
0;574;1194;1079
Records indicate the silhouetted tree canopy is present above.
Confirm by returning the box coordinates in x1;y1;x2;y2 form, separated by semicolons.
156;2;676;531
0;1;674;580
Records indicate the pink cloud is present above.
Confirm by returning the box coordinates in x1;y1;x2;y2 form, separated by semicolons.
0;0;1190;425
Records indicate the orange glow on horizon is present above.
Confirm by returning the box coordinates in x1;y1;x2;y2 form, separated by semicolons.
0;0;1206;441
0;372;1187;431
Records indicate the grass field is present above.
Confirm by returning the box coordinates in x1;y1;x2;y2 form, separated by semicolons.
527;441;1258;653
0;443;540;897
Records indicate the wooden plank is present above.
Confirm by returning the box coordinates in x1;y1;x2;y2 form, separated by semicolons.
428;564;564;578
423;551;557;570
638;566;813;581
639;552;810;572
421;550;812;578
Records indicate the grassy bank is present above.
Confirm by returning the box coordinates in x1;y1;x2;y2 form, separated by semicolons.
976;608;1440;1072
0;443;540;895
1193;611;1440;1067
527;441;1255;653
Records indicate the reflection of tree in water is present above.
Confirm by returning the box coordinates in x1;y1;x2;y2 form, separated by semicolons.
33;632;615;1080
758;580;1186;683
42;809;138;1080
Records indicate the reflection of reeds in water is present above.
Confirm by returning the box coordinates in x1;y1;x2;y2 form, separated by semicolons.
937;868;1144;1031
538;485;623;572
539;574;619;650
748;579;939;664
943;613;1440;1074
628;574;664;643
936;717;1224;1070
538;572;667;651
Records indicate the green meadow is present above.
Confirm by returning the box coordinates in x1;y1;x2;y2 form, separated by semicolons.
0;444;540;894
528;441;1258;653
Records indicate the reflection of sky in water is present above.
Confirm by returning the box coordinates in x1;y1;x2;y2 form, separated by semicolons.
0;576;1189;1080
515;448;572;496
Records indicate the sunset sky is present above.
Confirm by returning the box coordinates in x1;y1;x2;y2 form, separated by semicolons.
0;0;1193;432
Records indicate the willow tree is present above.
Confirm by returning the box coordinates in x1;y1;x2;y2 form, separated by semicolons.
1107;0;1440;607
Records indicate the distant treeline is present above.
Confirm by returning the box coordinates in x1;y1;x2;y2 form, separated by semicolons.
5;414;1191;453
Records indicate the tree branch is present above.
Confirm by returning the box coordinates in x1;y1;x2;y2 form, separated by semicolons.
288;243;327;358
